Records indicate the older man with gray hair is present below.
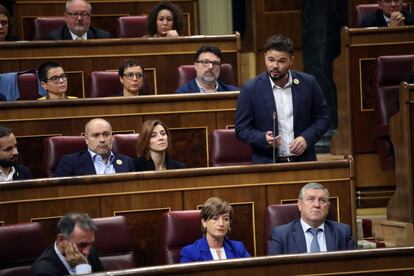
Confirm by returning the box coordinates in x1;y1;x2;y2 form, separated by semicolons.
268;182;355;255
30;213;104;275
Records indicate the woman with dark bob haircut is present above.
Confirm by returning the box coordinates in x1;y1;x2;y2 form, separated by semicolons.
134;119;185;171
180;197;251;262
145;1;183;37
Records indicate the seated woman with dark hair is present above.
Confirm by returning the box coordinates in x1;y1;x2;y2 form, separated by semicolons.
37;61;77;100
0;4;19;42
180;197;251;262
145;1;183;37
134;119;185;171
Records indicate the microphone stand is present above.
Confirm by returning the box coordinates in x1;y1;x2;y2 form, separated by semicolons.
272;112;276;164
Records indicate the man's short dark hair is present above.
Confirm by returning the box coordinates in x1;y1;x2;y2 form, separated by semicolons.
38;61;63;82
0;125;12;139
194;44;223;62
263;34;294;56
57;213;97;238
118;58;144;77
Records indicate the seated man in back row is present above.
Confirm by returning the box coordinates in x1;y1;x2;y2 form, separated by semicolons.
176;44;239;93
54;118;134;177
361;0;414;27
30;212;104;275
46;0;111;40
268;182;356;255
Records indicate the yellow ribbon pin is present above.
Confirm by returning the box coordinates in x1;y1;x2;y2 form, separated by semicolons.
293;79;299;85
116;159;123;165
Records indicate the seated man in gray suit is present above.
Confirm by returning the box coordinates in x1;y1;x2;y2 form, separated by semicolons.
54;118;134;177
268;182;355;255
46;0;110;40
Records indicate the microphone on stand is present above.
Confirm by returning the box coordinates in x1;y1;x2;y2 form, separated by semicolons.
272;111;276;164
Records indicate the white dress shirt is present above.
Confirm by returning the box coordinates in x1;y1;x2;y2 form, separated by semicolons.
300;219;327;252
0;166;15;182
88;150;116;175
269;72;294;157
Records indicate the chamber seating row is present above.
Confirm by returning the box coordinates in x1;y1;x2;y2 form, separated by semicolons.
41;129;250;178
0;216;135;276
32;16;148;40
0;204;325;274
10;63;236;100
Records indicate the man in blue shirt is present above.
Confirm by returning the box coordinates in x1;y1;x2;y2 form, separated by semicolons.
176;44;239;93
54;118;134;176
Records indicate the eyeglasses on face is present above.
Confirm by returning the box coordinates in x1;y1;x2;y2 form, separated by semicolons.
195;59;221;68
66;11;91;18
303;196;330;205
46;74;67;84
123;72;143;80
0;20;8;27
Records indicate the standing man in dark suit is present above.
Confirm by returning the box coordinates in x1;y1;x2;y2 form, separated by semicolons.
361;0;414;27
268;182;355;255
176;44;239;93
235;34;330;164
31;213;104;275
46;0;110;40
0;125;31;181
54;118;134;177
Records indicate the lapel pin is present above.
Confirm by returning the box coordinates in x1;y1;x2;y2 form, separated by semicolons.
293;79;300;85
116;159;123;165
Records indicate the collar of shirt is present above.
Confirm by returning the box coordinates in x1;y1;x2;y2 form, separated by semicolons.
0;166;16;182
383;14;391;25
195;78;219;93
300;218;327;252
69;30;87;40
54;241;75;274
269;70;293;89
300;218;325;233
88;149;114;164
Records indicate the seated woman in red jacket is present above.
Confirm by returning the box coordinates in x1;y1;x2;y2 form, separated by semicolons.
180;197;251;262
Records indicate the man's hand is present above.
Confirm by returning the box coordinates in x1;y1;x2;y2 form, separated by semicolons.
266;131;281;147
61;241;88;268
389;11;406;27
289;136;307;156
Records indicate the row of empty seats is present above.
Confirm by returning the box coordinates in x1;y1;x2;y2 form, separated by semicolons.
31;16;148;40
0;204;328;275
41;129;250;178
11;63;235;100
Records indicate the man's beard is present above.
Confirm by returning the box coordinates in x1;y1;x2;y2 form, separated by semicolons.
268;70;288;82
0;157;18;168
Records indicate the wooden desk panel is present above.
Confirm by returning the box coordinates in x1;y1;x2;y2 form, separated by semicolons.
91;247;414;275
0;34;240;97
0;93;238;177
332;26;414;190
0;159;354;266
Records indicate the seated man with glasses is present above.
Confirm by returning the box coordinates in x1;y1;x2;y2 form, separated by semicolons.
38;61;78;100
54;118;134;177
117;58;145;96
361;0;414;27
176;44;239;93
46;0;111;40
268;182;355;255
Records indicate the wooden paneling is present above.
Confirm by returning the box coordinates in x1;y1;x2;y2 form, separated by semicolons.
90;246;414;275
0;34;240;96
0;93;238;178
14;0;199;39
389;83;414;223
331;26;414;190
0;159;354;266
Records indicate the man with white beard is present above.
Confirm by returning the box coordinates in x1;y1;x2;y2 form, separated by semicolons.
176;44;239;93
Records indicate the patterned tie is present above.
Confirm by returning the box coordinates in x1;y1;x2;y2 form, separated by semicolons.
308;228;321;253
